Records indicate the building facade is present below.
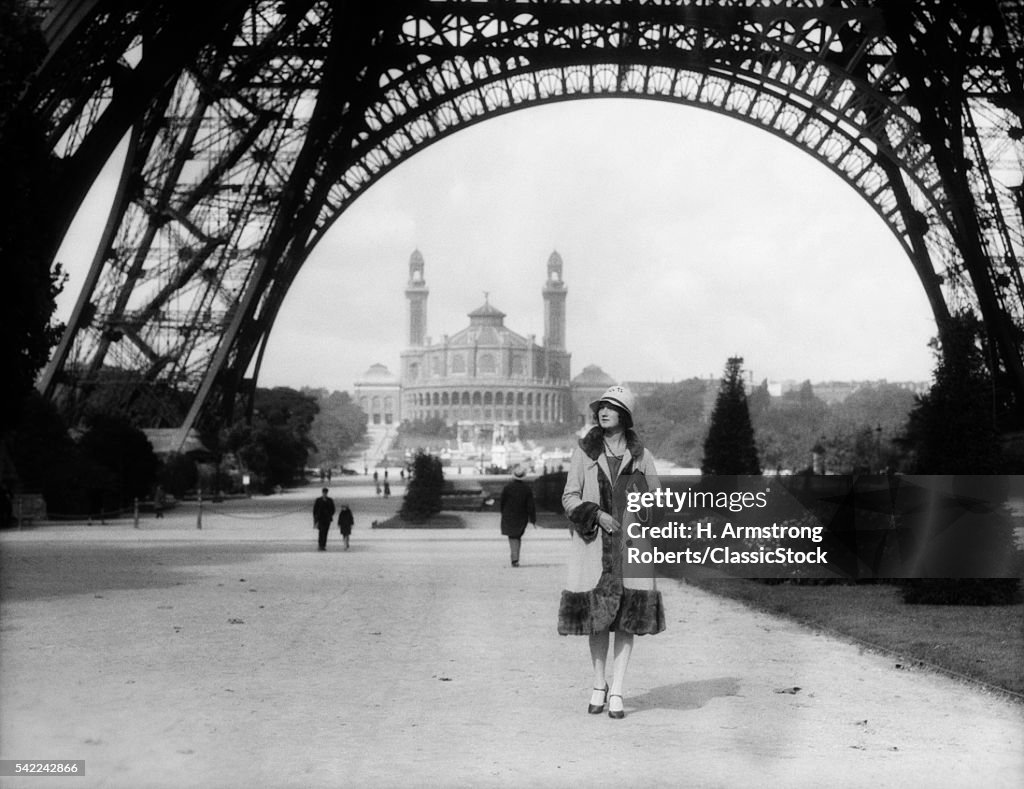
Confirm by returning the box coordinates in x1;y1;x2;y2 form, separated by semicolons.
570;363;617;429
354;363;400;426
396;250;573;447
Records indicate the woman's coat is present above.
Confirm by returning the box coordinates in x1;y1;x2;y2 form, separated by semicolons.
557;427;666;636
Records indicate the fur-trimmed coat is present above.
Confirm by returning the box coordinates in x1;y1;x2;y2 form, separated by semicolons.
557;427;666;636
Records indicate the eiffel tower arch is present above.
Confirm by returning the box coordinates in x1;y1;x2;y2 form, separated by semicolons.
17;1;1024;449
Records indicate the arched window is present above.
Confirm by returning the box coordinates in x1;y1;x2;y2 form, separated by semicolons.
451;354;466;374
478;353;497;375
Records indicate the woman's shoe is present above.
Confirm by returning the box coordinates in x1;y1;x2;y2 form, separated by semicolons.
608;694;625;719
588;685;609;714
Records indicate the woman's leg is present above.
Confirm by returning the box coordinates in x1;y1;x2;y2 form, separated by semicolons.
608;632;634;714
588;630;610;705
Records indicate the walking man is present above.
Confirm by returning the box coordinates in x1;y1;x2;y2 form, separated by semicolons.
313;487;336;551
500;465;536;567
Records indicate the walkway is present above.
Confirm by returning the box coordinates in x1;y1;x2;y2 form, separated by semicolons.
1;480;1021;788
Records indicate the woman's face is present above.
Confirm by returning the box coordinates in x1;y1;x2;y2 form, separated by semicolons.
597;404;621;431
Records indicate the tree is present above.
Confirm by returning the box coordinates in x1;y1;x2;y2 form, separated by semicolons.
254;387;319;436
396;416;454;439
748;380;828;472
400;450;444;523
78;414;160;504
897;314;1017;605
304;388;367;467
0;2;64;434
6;392;93;516
900;313;1002;474
701;357;761;475
158;452;198;499
634;379;708;468
823;383;917;472
80;369;192;429
224;387;319;492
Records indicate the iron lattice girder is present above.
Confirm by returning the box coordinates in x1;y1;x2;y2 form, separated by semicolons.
24;0;1024;442
39;1;327;404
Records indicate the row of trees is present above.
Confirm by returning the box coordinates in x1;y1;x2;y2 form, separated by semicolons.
691;314;1011;477
4;384;367;519
691;317;1019;604
5;395;159;518
207;387;366;493
638;320;1014;478
637;371;919;475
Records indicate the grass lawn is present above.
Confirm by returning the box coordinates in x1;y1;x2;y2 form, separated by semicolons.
684;578;1024;698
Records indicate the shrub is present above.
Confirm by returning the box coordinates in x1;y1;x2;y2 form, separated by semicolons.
159;452;197;499
400;451;444;523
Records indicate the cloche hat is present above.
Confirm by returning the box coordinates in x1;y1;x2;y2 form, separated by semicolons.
589;385;636;420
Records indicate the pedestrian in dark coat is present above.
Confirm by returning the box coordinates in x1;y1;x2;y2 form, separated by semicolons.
500;465;536;567
337;504;354;550
313;488;335;551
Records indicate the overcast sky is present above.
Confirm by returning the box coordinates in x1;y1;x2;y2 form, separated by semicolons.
57;99;938;394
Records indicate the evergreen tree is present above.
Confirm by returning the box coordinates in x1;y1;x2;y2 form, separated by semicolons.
898;314;1017;605
900;313;1001;474
701;357;761;475
400;450;444;523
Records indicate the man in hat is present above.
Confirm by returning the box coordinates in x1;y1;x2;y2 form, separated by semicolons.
312;487;336;551
499;464;536;567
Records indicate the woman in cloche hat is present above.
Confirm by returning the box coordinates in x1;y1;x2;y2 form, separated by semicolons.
557;385;665;719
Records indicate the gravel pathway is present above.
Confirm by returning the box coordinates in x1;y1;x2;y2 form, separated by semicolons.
1;482;1021;788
